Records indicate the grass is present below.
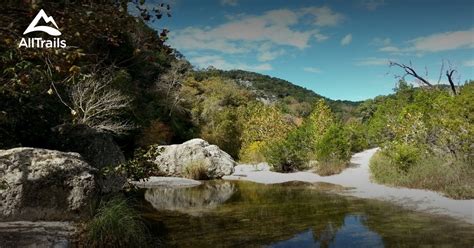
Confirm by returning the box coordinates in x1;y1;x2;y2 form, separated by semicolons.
314;159;348;176
370;151;474;199
84;197;150;248
183;160;209;180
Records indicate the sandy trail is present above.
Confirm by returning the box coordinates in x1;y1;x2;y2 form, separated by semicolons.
223;148;474;224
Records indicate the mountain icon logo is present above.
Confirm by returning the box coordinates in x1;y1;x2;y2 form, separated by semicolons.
23;9;61;36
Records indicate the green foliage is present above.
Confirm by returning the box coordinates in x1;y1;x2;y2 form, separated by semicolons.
193;69;361;120
264;99;354;175
183;160;209;180
315;124;351;163
344;119;369;152
239;102;295;163
179;76;251;158
384;143;421;173
239;141;267;163
370;151;474;199
85;197;149;248
308;99;335;139
366;80;474;198
112;145;162;181
313;124;351;176
264;125;313;172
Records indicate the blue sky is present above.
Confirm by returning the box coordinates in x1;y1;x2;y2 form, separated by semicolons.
151;0;474;101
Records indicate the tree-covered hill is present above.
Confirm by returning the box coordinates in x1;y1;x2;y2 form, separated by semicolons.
193;69;362;120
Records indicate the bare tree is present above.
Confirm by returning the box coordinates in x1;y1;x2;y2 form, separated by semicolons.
155;59;191;116
70;74;134;134
389;60;458;95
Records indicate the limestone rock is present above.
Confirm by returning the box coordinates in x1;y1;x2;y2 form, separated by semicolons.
0;148;96;221
152;139;235;179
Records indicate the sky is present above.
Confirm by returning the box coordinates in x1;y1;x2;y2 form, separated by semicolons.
149;0;474;101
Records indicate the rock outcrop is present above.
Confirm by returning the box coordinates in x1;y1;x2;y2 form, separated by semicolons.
0;148;96;221
152;139;235;179
51;124;126;193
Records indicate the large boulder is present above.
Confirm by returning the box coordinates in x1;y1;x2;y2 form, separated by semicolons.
0;148;96;221
51;124;125;169
51;124;126;193
152;139;235;179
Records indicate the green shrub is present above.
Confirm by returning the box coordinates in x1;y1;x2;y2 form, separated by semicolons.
385;143;421;173
85;198;149;248
312;124;351;176
239;141;267;163
345;120;369;153
370;150;474;199
111;145;162;181
182;160;209;180
264;125;312;172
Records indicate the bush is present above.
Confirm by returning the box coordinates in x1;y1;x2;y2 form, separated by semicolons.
370;150;474;199
345;119;369;153
239;141;267;163
112;145;162;181
314;159;348;176
385;143;421;173
264;125;312;172
313;124;351;176
183;160;209;180
85;198;149;248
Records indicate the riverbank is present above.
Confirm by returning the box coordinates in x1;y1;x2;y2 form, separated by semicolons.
223;148;474;224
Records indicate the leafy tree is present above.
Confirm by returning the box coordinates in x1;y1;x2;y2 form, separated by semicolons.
239;102;294;162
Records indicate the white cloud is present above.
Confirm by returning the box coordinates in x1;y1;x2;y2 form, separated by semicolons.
257;43;285;62
170;7;343;55
190;55;273;71
371;37;391;46
220;0;238;6
360;0;385;11
170;9;317;53
409;29;474;52
379;46;400;52
303;67;323;73
302;6;345;27
314;32;329;42
378;28;474;55
355;57;389;66
463;59;474;67
341;34;352;46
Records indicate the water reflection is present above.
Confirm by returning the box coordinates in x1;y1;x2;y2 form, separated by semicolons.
142;181;474;247
144;181;235;214
271;215;383;248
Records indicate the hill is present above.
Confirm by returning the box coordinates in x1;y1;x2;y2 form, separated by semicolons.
193;69;361;120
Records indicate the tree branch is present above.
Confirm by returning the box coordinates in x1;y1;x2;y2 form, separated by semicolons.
446;69;457;95
390;61;433;87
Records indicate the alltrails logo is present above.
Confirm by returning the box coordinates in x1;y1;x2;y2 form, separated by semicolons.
19;9;67;48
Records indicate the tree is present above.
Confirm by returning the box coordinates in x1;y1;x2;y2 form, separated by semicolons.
155;59;192;116
70;73;133;135
239;103;294;162
389;61;458;95
308;99;335;141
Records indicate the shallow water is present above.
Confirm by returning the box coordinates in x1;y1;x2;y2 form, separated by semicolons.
140;180;474;247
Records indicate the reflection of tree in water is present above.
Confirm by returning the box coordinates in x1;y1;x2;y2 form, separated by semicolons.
360;200;474;247
145;181;351;247
238;181;348;247
144;181;474;247
144;181;236;214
